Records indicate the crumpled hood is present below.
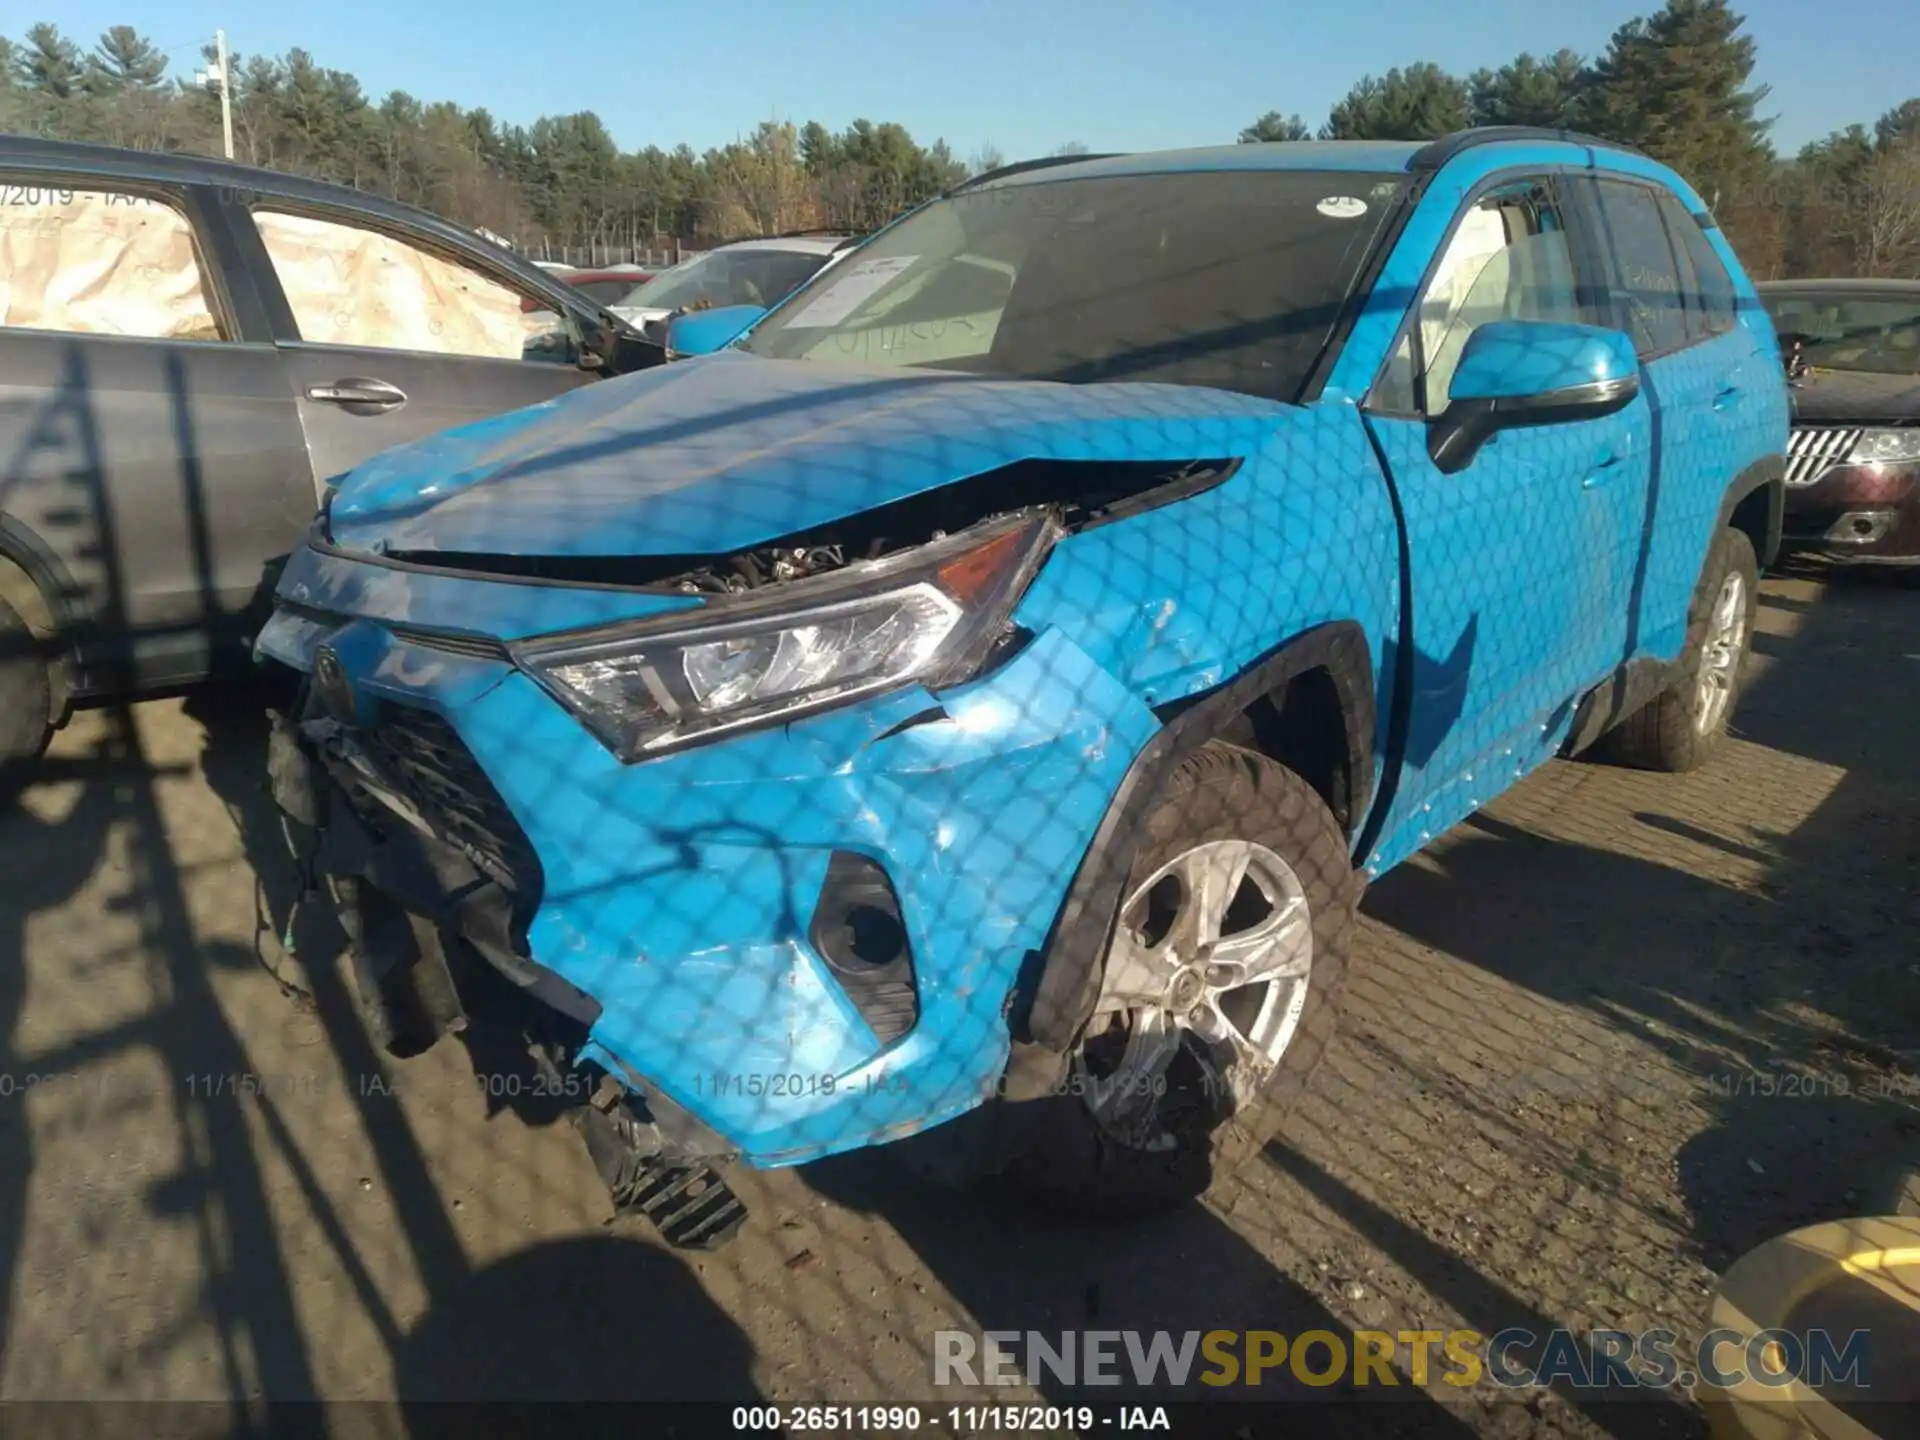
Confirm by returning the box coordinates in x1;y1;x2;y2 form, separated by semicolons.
1789;368;1920;425
327;351;1288;559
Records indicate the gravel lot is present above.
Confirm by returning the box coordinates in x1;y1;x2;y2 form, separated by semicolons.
1;563;1915;1436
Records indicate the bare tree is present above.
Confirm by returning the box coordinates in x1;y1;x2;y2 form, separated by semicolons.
705;121;820;237
1853;140;1920;276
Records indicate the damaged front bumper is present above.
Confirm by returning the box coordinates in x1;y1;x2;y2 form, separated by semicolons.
256;542;1157;1170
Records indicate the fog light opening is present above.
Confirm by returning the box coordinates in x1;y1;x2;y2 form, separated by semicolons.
1825;510;1895;544
810;852;920;1044
841;904;907;969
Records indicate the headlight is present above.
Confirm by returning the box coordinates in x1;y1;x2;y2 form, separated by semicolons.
1848;428;1920;465
514;515;1054;760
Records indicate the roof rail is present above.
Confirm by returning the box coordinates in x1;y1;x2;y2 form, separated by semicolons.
1408;126;1648;173
946;152;1125;196
772;227;859;239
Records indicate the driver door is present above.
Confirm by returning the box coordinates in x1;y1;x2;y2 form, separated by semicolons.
236;201;600;498
1359;175;1655;874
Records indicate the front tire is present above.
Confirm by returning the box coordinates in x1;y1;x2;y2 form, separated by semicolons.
1600;527;1758;773
0;593;53;802
1005;742;1357;1218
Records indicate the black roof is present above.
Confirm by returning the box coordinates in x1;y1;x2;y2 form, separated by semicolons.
1408;126;1650;172
0;134;584;306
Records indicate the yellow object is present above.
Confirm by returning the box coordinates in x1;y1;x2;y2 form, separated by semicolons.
1704;1215;1920;1440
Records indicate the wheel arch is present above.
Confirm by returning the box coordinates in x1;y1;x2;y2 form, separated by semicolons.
0;513;85;721
1013;620;1376;1055
1720;454;1785;572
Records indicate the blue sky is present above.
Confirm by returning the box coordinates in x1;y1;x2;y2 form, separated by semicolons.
27;0;1920;160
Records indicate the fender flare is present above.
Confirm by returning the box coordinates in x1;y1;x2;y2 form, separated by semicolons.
1718;453;1785;570
1014;619;1376;1054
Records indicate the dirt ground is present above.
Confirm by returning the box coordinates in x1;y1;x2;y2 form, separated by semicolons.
0;561;1915;1437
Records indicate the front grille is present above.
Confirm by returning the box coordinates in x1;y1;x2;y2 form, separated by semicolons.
1786;426;1864;486
360;707;540;894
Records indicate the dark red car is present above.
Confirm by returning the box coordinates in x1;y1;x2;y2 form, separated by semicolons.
1759;279;1920;564
558;267;656;306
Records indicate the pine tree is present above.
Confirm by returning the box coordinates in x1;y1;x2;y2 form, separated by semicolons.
1875;98;1920;150
1467;50;1586;129
14;23;84;97
1323;64;1472;140
798;120;837;176
1579;0;1773;209
1238;112;1313;143
89;25;167;92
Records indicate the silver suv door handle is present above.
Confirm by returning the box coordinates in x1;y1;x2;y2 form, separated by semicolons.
306;378;407;409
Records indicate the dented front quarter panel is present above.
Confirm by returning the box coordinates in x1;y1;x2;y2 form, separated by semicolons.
1016;402;1401;725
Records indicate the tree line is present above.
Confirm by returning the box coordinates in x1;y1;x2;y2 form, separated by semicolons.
1240;0;1920;280
2;1;1916;278
0;23;985;252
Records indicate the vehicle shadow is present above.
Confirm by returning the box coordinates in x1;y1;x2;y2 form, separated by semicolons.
1346;561;1918;1328
389;1233;757;1407
800;1152;1492;1433
0;344;325;1406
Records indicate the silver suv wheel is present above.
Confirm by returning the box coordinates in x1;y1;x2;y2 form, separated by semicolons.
1695;569;1748;736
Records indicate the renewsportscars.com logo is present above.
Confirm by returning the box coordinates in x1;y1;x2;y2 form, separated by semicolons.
933;1326;1874;1393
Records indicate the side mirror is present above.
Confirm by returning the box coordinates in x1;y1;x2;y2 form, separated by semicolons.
580;318;667;377
1428;319;1640;473
666;303;768;359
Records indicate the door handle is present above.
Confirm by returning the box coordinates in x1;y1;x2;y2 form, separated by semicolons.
306;378;407;410
1582;449;1625;489
1712;382;1744;412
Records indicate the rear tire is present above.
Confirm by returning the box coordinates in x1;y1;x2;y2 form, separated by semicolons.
1004;741;1357;1218
1600;527;1758;773
0;593;53;803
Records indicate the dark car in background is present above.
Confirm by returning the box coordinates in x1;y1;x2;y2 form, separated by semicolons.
0;137;661;794
1758;279;1920;564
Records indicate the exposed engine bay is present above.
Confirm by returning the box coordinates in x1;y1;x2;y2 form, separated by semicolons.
379;457;1237;592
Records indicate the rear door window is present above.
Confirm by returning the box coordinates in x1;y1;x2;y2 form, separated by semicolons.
1591;180;1689;357
0;183;224;340
252;207;571;363
1657;194;1737;339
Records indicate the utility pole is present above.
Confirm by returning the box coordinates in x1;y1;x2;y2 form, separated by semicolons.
215;30;234;160
196;32;234;159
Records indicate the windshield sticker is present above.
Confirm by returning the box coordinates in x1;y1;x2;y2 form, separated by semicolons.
1316;196;1368;219
781;255;919;328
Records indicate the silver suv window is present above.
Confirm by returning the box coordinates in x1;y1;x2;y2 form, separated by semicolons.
0;184;224;341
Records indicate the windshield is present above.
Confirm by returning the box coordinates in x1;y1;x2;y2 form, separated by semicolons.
741;170;1406;402
618;249;832;312
1763;293;1920;377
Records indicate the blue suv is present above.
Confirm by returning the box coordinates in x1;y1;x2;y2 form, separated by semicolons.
258;128;1788;1242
